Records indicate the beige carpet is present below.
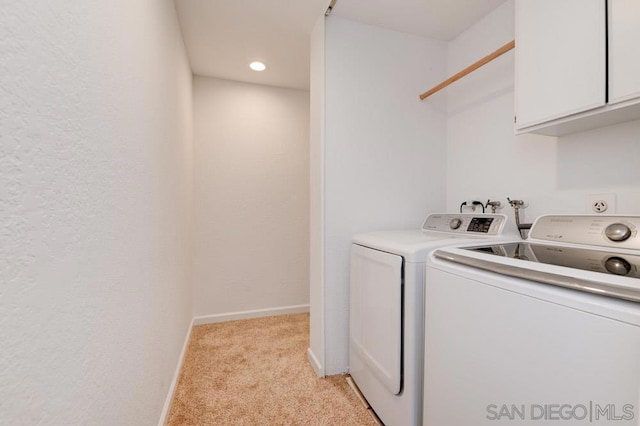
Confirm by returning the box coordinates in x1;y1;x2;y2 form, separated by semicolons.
167;313;379;425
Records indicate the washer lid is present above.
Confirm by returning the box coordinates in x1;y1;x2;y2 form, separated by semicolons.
464;242;640;279
432;243;640;304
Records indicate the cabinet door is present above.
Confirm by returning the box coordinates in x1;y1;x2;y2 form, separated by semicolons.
608;0;640;104
515;0;606;129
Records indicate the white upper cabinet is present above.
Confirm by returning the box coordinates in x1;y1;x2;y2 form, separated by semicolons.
515;0;640;136
608;0;640;104
515;0;606;130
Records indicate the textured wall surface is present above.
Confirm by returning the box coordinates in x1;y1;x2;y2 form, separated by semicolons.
0;1;193;424
192;77;310;317
320;17;448;375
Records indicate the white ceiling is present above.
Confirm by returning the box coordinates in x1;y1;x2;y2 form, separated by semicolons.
174;0;507;91
175;0;330;90
331;0;507;41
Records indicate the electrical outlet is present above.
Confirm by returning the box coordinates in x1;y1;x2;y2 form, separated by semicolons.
593;200;608;213
586;193;616;214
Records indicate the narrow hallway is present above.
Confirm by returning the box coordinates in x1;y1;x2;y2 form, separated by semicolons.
167;314;378;425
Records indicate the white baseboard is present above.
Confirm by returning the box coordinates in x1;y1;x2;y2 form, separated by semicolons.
307;347;325;378
193;304;309;326
157;317;194;426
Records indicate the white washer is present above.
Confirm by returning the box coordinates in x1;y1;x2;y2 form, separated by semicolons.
349;213;515;426
424;215;640;426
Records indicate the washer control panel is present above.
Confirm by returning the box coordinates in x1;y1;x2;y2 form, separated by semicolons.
530;215;640;250
422;214;507;235
605;223;632;242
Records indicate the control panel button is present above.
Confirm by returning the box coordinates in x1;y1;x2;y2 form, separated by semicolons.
449;218;462;230
604;256;632;276
605;223;632;242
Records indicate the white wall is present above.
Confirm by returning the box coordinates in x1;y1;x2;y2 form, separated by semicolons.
445;0;640;221
309;15;326;376
0;1;193;424
311;16;448;375
191;77;310;318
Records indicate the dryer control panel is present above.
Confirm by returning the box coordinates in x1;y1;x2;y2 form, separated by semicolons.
422;214;507;235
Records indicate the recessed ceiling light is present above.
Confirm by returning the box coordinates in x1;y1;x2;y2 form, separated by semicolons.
249;61;266;72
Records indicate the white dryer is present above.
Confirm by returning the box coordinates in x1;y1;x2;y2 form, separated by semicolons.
349;213;516;426
424;215;640;425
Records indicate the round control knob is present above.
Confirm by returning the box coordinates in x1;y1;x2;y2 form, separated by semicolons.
605;223;632;242
604;256;632;276
449;218;462;230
